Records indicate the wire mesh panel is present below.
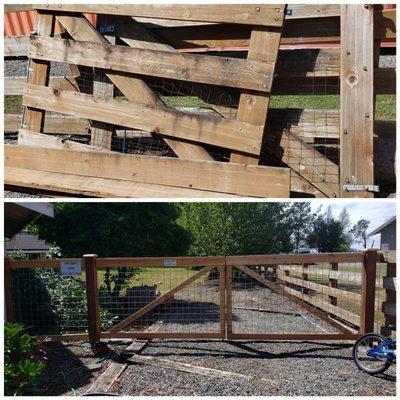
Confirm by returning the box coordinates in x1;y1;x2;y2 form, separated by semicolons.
97;264;223;336
11;265;90;336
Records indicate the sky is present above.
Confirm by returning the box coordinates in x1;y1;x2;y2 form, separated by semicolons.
309;200;396;249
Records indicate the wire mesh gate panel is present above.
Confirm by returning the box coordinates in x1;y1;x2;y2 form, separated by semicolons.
96;259;225;339
6;251;388;341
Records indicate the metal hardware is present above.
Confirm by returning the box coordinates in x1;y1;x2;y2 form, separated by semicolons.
343;184;379;193
285;8;293;15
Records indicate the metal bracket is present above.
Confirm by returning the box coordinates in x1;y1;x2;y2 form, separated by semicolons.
99;25;115;35
343;184;380;193
285;8;293;15
30;28;38;37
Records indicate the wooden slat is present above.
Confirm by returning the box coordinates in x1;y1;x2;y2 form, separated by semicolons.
227;252;364;266
360;249;377;333
101;332;224;339
5;166;240;199
23;11;54;133
18;129;100;152
229;333;360;340
109;266;214;332
23;83;264;155
5;36;30;57
29;36;274;92
36;4;286;26
340;5;375;197
231;23;284;164
5;76;78;95
9;258;82;269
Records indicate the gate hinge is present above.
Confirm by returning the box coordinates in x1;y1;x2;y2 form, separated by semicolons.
343;184;380;193
99;25;115;35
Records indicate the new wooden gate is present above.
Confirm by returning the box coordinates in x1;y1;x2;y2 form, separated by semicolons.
6;250;393;342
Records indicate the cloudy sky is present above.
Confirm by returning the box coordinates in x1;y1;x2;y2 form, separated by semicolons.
309;200;396;249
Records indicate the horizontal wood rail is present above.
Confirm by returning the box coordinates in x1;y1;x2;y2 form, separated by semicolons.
22;84;263;155
29;36;274;92
35;4;286;26
226;252;364;266
5;145;290;198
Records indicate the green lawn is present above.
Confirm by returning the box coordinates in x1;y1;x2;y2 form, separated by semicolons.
4;94;396;120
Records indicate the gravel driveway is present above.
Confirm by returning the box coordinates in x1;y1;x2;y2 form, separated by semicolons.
111;339;396;396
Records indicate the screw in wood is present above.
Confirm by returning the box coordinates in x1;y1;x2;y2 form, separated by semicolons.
363;66;368;71
256;7;261;11
343;129;348;135
365;113;370;118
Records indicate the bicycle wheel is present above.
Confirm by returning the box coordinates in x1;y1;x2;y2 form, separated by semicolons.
353;333;391;374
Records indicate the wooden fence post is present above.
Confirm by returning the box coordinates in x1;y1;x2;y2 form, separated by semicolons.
219;265;226;338
225;264;233;338
4;258;15;323
360;249;378;333
84;254;101;343
340;4;375;198
302;263;309;294
329;262;338;306
381;255;396;336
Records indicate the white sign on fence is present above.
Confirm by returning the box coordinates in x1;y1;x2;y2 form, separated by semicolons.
164;259;177;267
61;261;82;277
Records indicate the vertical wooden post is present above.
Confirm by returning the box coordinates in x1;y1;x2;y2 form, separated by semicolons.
271;264;277;282
340;4;375;198
360;249;378;333
284;268;290;287
4;258;15;323
230;6;286;165
329;262;338;306
381;259;396;336
23;11;55;132
302;263;309;294
225;264;233;338
84;254;101;344
219;265;226;338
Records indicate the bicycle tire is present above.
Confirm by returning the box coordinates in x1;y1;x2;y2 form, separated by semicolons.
353;333;392;374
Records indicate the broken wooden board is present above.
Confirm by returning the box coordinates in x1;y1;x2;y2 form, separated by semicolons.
85;362;127;395
5;145;290;198
123;320;165;355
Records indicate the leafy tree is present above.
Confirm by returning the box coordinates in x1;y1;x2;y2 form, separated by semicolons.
178;203;293;256
287;203;317;250
350;219;370;248
306;206;352;252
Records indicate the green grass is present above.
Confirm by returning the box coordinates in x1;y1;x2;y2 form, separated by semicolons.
4;94;396;119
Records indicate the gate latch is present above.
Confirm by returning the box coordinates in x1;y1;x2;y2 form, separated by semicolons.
343;184;380;193
99;25;115;34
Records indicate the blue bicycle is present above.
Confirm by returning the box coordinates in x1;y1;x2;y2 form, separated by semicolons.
353;325;396;374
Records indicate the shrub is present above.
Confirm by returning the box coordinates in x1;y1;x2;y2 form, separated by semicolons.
4;323;45;396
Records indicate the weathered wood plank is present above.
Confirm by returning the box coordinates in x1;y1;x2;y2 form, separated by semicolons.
85;362;127;395
5;145;290;197
22;84;264;155
5;167;240;198
5;36;30;57
340;5;375;197
231;23;284;164
23;11;54;133
29;36;274;92
36;4;286;26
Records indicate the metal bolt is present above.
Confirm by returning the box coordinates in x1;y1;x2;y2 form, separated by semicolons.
332;193;337;198
365;113;370;118
249;64;253;68
320;177;325;182
346;51;351;55
363;66;368;71
256;7;261;11
275;8;280;12
343;129;348;135
345;178;350;183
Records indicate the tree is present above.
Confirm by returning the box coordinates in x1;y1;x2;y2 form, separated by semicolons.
30;203;191;298
177;203;293;256
350;219;370;248
306;206;352;252
287;203;317;250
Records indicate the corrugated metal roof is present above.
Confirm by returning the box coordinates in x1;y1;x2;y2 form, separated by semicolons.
4;11;97;36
